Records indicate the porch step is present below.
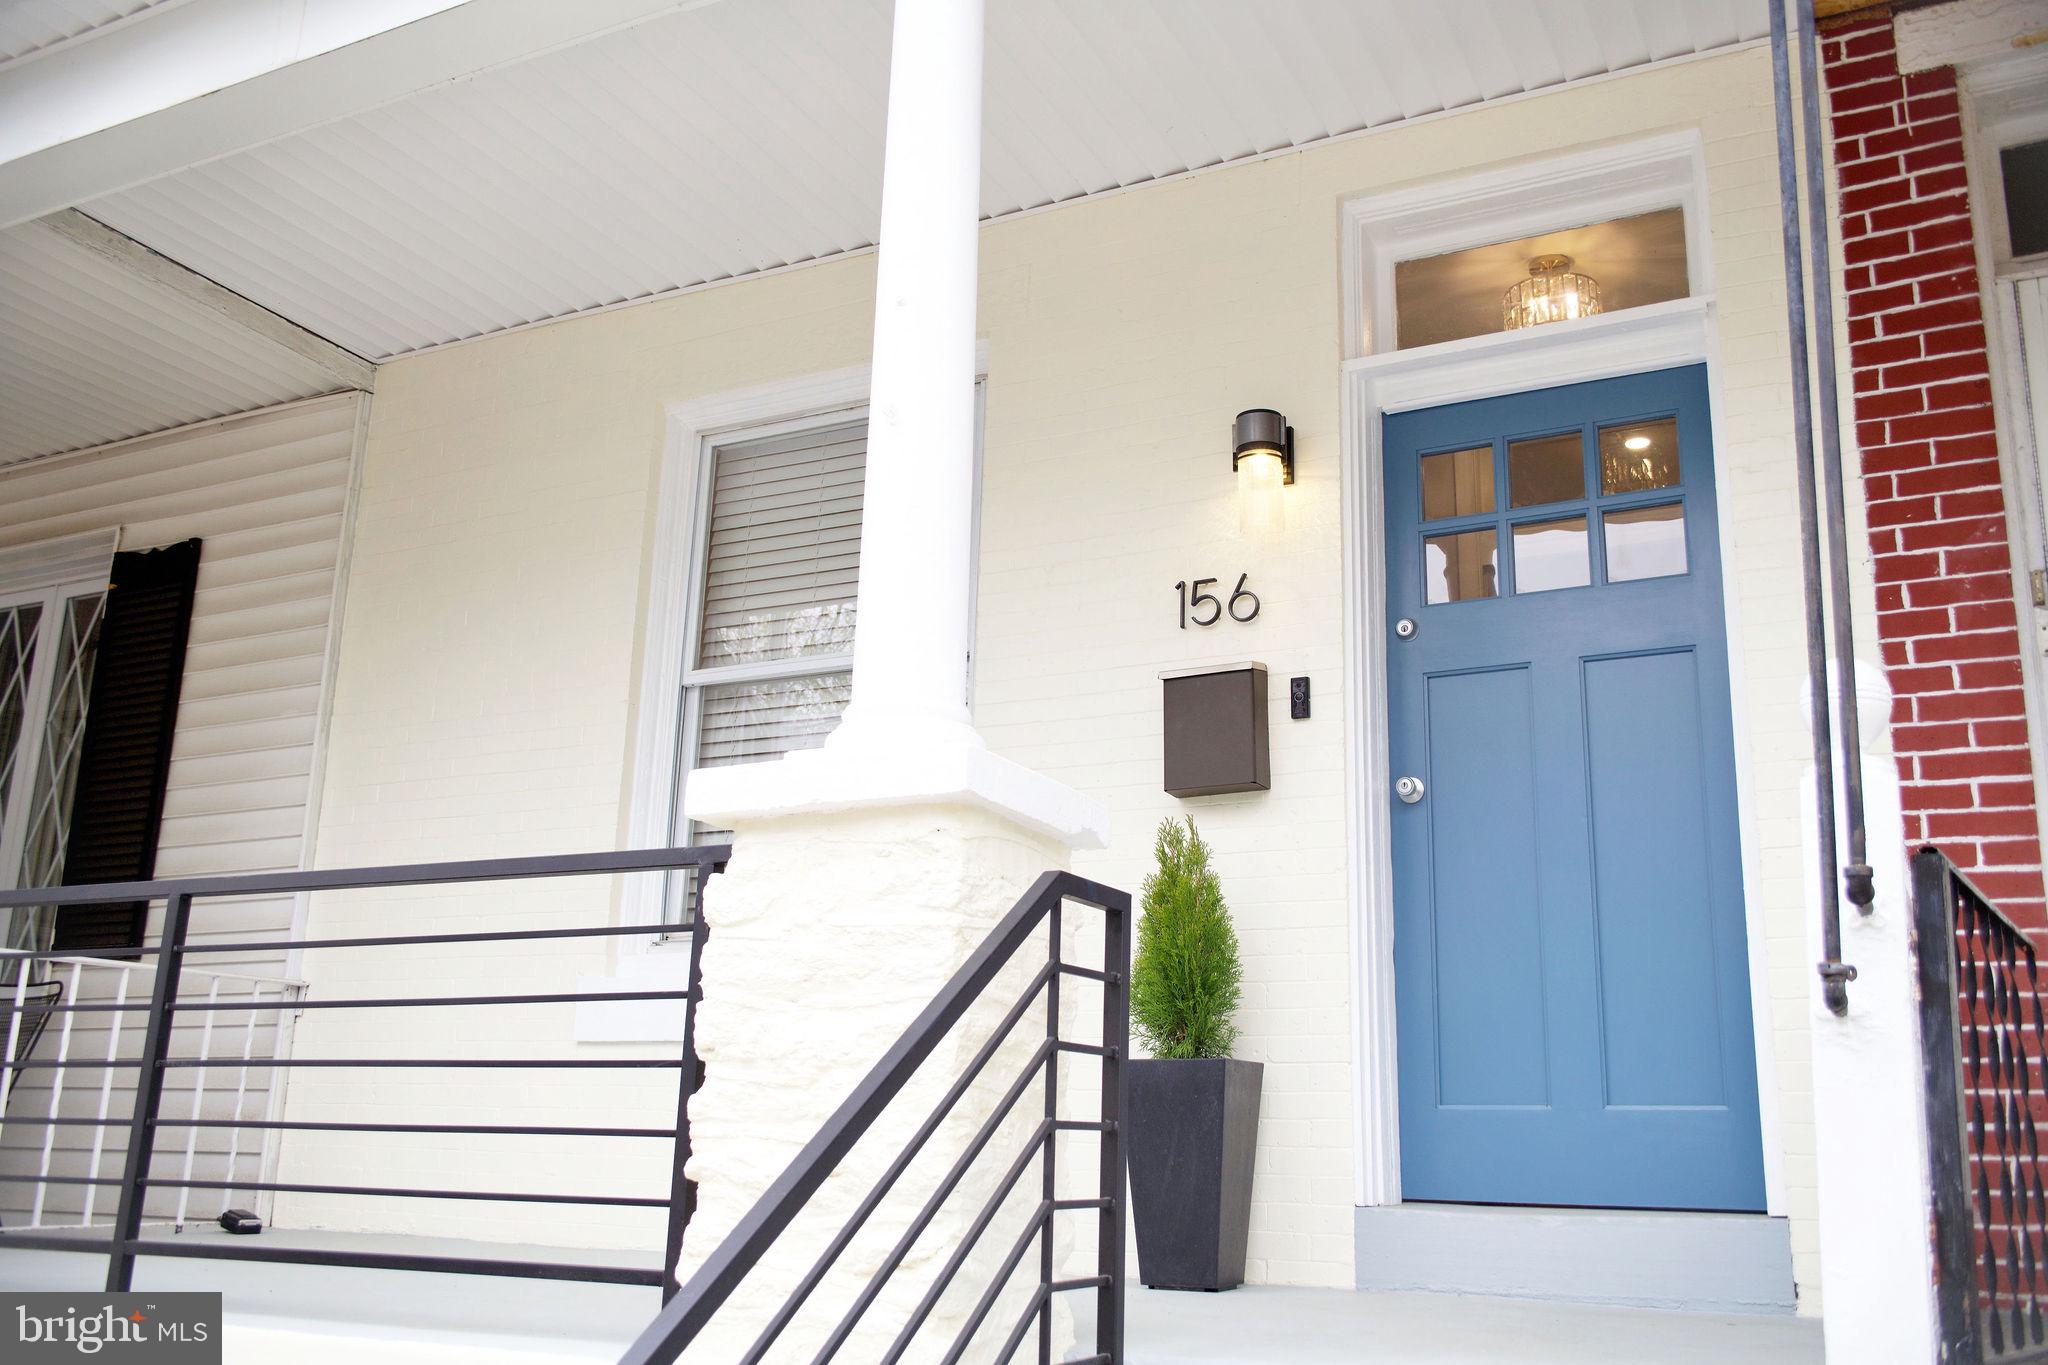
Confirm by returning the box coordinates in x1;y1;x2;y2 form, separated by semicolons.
1110;1285;1822;1365
1353;1204;1796;1314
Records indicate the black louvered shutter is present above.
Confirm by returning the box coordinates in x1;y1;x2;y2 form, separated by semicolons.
52;539;201;954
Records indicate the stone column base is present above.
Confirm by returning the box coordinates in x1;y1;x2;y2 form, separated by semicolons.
675;797;1099;1362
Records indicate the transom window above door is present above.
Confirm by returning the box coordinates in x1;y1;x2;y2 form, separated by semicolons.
1420;414;1689;604
1393;207;1691;351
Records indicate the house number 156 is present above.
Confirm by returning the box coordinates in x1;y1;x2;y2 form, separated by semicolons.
1175;574;1260;628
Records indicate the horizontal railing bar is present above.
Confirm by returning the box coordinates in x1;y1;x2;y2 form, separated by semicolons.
811;1052;1057;1364
0;1115;674;1138
1056;964;1112;984
739;963;1057;1364
157;1119;677;1138
0;844;731;909
4;988;687;1015
175;921;694;955
0;1173;124;1186
1052;1120;1110;1133
938;1200;1054;1365
0;1233;119;1253
881;1123;1056;1364
137;1178;667;1208
180;990;684;1013
118;1239;668;1286
1053;1198;1111;1212
1055;1041;1108;1057
624;870;1129;1365
4;1056;687;1070
1050;1276;1113;1293
0;953;304;988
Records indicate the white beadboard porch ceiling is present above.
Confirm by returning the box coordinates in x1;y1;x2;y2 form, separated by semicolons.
0;219;351;464
75;0;1770;365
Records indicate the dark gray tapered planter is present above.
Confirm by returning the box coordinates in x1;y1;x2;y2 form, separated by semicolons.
1125;1056;1262;1291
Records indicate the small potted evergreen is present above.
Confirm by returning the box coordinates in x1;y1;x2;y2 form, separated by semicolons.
1124;816;1261;1292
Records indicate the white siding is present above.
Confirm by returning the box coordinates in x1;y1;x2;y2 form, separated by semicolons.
0;394;360;1224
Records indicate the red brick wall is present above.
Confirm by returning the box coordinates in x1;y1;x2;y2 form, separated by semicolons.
1822;11;2046;936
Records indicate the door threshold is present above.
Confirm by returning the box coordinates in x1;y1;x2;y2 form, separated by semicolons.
1353;1204;1796;1315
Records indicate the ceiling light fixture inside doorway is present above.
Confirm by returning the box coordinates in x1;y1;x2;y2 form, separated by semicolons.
1502;254;1603;331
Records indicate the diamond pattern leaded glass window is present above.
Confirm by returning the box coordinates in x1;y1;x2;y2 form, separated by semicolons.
0;588;105;962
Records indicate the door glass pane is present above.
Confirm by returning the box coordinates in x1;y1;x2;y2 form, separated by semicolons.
1605;503;1689;582
1513;517;1591;593
17;592;105;898
2003;139;2047;260
1421;446;1494;520
1424;530;1499;604
1598;418;1680;495
0;602;45;839
1508;433;1584;507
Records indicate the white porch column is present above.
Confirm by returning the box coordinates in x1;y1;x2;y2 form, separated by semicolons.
676;0;1108;1357
1807;660;1939;1361
832;0;983;754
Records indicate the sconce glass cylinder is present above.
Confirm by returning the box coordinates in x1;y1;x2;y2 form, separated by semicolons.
1502;254;1603;331
1232;409;1293;539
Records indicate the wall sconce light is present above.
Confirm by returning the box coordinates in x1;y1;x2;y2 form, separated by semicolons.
1233;409;1293;538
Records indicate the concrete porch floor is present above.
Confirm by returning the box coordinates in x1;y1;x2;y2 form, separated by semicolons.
0;1228;1824;1363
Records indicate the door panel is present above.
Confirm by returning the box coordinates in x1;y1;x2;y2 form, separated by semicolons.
1385;364;1764;1212
1425;665;1548;1108
1582;648;1725;1109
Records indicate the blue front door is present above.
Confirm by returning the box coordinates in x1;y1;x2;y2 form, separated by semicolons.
1384;364;1765;1211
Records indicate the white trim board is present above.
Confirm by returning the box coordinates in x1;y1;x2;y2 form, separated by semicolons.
594;349;992;1036
1962;45;2048;863
1337;296;1785;1218
1353;1204;1796;1314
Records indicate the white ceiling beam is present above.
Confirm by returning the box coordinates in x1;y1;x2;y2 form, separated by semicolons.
0;0;727;230
35;208;377;392
0;0;473;169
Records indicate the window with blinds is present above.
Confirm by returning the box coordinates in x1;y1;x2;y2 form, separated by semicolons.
697;421;864;669
669;416;866;914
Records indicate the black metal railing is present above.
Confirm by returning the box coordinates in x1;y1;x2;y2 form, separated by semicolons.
0;844;727;1294
621;869;1129;1365
1913;847;2048;1363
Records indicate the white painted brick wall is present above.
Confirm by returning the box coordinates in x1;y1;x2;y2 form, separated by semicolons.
307;46;1836;1306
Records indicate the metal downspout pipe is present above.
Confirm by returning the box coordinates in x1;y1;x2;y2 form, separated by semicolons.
1768;0;1876;1016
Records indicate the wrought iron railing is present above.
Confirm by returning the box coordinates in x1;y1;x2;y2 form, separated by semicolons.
0;844;727;1293
1913;846;2048;1364
621;869;1130;1365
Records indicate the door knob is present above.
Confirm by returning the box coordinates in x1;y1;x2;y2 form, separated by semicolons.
1395;775;1425;804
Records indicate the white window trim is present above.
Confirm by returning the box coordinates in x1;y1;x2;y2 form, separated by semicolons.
1961;45;2048;875
1337;132;1783;1221
0;530;117;901
621;351;991;944
584;358;987;1042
